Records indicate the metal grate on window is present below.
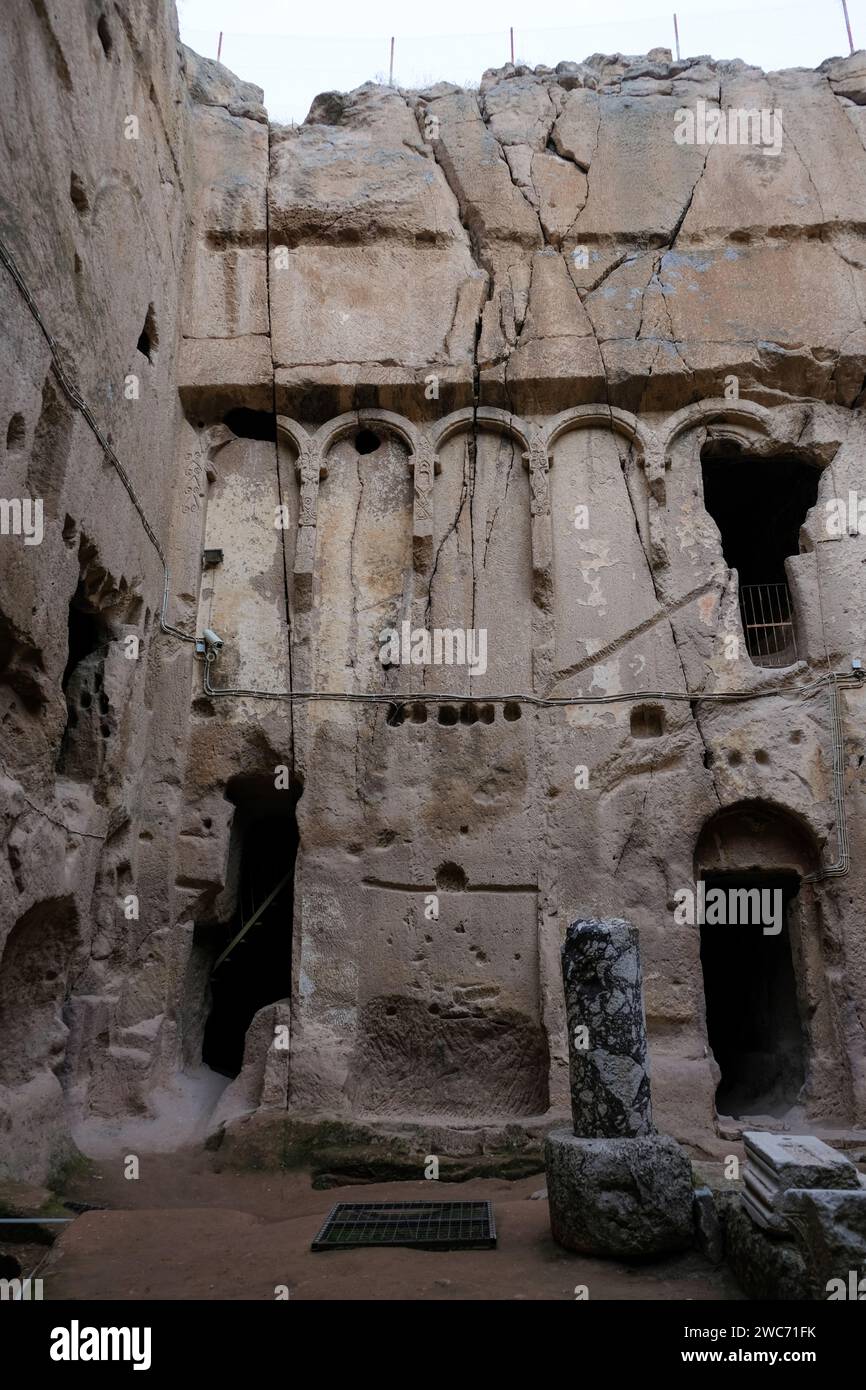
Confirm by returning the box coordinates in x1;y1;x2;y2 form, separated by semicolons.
739;582;798;669
311;1199;496;1251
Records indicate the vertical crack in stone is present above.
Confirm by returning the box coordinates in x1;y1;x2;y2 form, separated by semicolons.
265;117;296;765
481;435;515;570
424;452;470;629
617;435;721;807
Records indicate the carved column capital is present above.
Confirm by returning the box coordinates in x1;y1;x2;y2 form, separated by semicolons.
296;441;326;527
410;435;438;526
523;428;551;517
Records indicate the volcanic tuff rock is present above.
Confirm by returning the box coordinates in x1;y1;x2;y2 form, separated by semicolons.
2;3;866;1183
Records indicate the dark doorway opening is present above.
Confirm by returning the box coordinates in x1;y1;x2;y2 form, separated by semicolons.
699;871;806;1118
201;811;300;1078
201;808;298;1078
700;447;820;667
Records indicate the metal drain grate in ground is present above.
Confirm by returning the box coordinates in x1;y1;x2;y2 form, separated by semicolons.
311;1199;496;1251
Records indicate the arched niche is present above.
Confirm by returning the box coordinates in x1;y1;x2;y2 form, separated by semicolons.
313;409;419;460
694;799;819;879
426;411;533;694
197;411;296;691
546;415;668;690
545;404;648;459
311;413;414;694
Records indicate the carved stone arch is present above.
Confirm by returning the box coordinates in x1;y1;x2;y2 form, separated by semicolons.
313;409;419;459
694;797;820;879
544;404;665;570
274;415;312;456
432;410;549;604
661;398;773;457
664;399;773;453
544;403;650;461
431;407;532;455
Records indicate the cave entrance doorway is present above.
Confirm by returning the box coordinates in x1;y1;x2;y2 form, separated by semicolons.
202;790;299;1079
699;871;805;1119
694;802;819;1123
699;446;820;668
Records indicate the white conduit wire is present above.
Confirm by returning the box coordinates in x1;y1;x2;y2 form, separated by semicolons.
2;232;860;880
203;661;862;884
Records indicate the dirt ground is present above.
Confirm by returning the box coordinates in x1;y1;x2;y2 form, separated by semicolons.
33;1151;744;1301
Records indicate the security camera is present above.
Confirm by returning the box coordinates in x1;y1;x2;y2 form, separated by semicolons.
203;628;223;650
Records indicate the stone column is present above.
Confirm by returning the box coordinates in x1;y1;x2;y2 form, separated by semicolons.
544;916;694;1258
293;440;325;611
563;917;653;1138
522;427;553;607
410;434;437;578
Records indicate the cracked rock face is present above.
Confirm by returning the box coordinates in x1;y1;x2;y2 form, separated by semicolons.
3;9;866;1182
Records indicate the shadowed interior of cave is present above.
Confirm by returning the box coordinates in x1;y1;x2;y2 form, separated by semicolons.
700;449;820;586
57;582;112;774
699;871;805;1119
700;448;820;666
201;811;298;1078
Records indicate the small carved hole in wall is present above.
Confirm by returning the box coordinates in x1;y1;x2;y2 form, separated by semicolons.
436;862;468;891
70;172;89;214
410;702;427;723
754;749;770;765
503;701;522;722
354;429;381;455
386;703;405;727
478;703;495;724
438;704;458;725
459;702;478;725
97;13;113;56
136;303;158;363
728;749;743;766
6;414;25;453
631;703;664;738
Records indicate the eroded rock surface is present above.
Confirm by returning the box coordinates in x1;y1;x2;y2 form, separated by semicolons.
2;8;866;1181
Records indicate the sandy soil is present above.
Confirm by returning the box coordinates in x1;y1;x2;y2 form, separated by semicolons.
40;1152;744;1301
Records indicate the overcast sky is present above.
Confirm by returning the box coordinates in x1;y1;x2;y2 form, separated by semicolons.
176;0;864;124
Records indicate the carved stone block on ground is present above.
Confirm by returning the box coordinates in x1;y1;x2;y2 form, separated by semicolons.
544;1128;694;1258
